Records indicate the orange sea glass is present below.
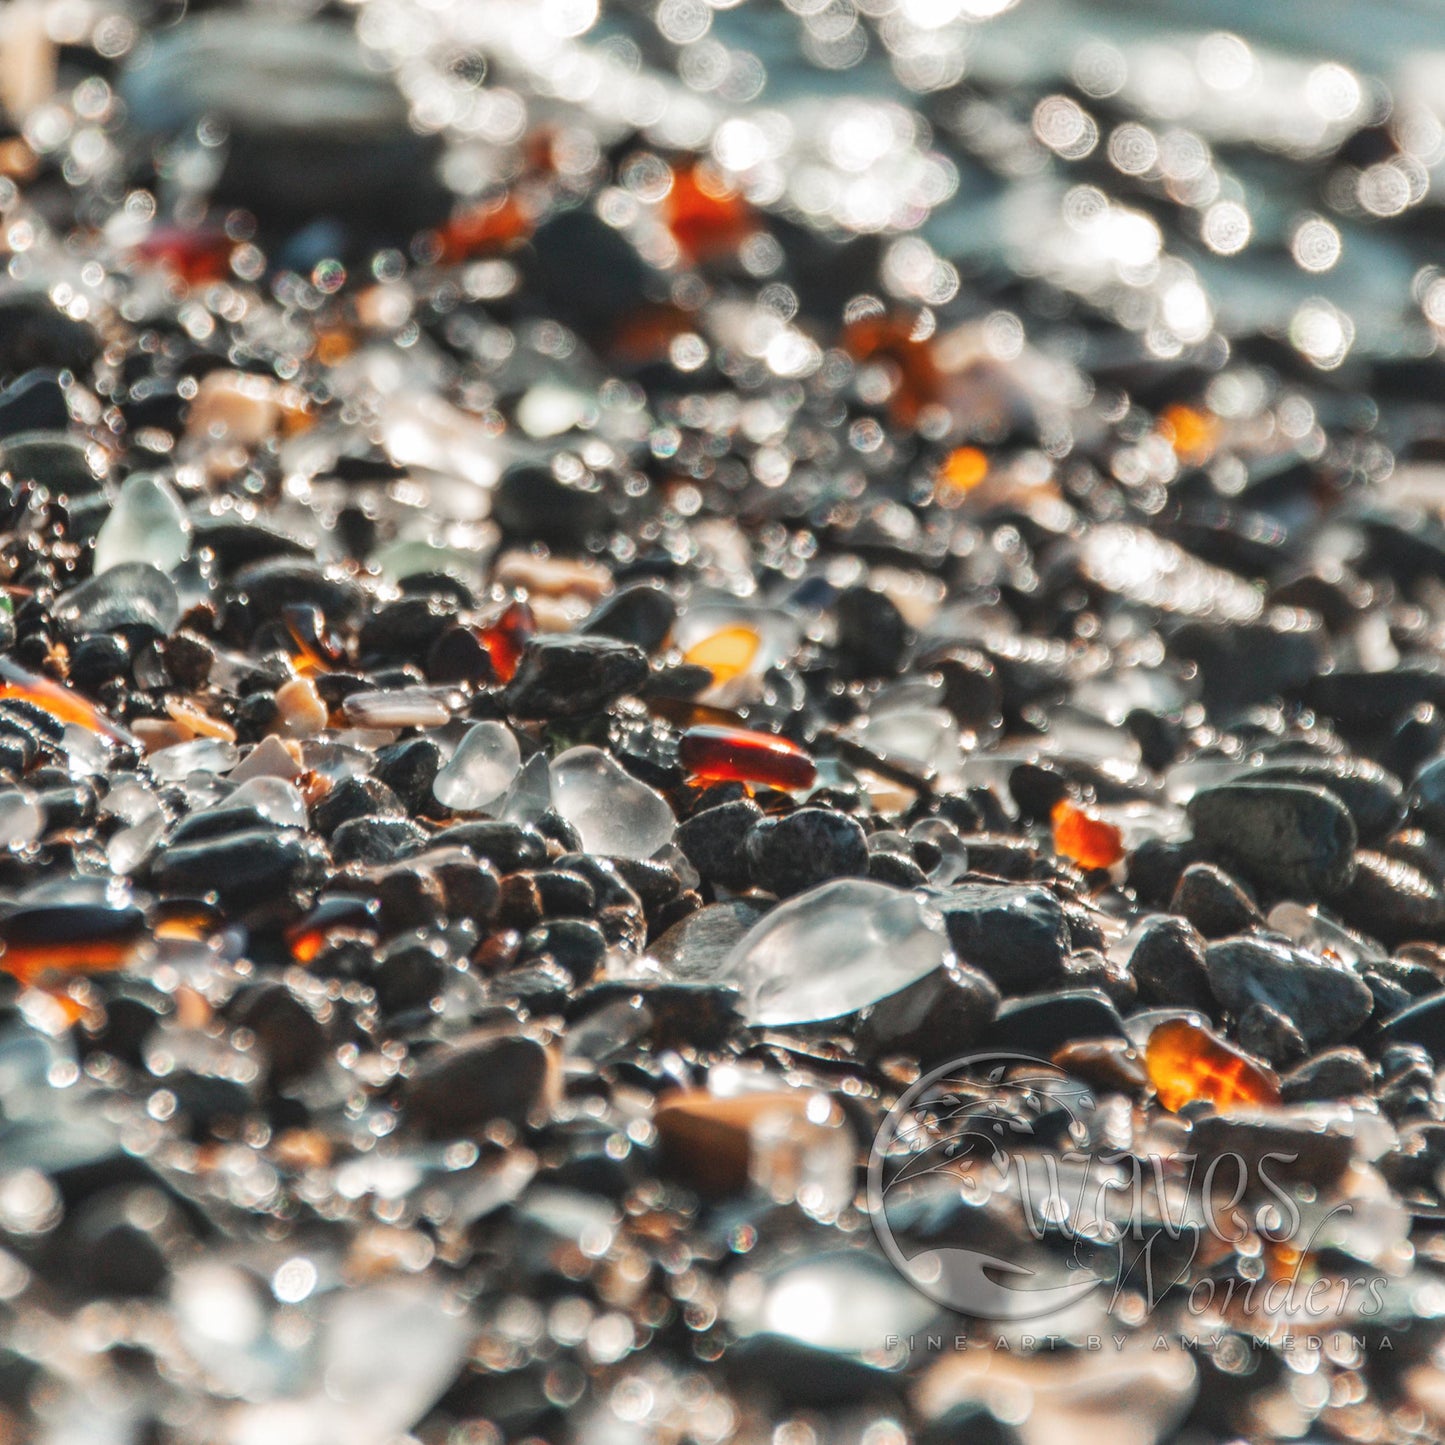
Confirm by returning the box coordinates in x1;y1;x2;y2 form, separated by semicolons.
1051;799;1125;869
841;312;942;427
479;599;536;684
1157;404;1220;465
436;194;534;263
0;659;131;741
679;724;817;790
664;163;757;263
938;446;989;498
133;225;236;285
1146;1018;1281;1112
682;625;760;686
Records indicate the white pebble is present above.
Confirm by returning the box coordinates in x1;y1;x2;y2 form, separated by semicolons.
501;752;552;825
223;775;308;828
549;746;674;860
93;473;191;577
342;689;450;730
229;734;302;783
433;721;521;813
0;789;41;849
723;878;949;1026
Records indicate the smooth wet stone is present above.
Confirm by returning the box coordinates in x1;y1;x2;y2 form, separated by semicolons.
1205;934;1374;1048
150;828;327;915
1171;613;1326;713
937;883;1070;993
529;206;653;350
1191;1107;1356;1186
870;849;930;888
403;846;500;926
121;17;447;232
518;918;608;983
331;815;428;866
1281;1047;1375;1102
0;295;96;380
983;988;1127;1053
548;746;674;860
571;979;741;1049
1333;850;1445;947
655;1085;852;1206
431;820;548;874
93;474;190;577
0;370;66;438
503;636;649;719
0;431;103;495
1252;755;1403;840
1383;704;1445;781
649;899;771;981
1408;753;1445;838
835;584;912;679
1128;916;1213;1011
370;930;447;1013
1374;994;1445;1060
312;775;404;836
373;738;443;814
189;513;312;570
405;1029;558;1136
358;594;458;661
1305;667;1445;731
228;981;326;1083
857;959;1000;1064
1187;780;1358;898
54;563;180;637
724;878;948;1025
1170;862;1262;939
433;721;520;813
580;582;676;651
491;461;611;547
744;808;868;897
1237;1000;1309;1067
230;559;367;628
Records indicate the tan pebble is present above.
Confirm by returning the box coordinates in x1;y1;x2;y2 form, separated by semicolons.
187;370;281;448
272;1128;332;1172
914;1331;1197;1445
870;565;945;630
0;1;56;122
230;733;303;782
174;987;212;1030
166;697;236;744
274;677;327;738
345;1225;435;1282
134;718;194;753
355;284;413;331
494;550;612;602
529;594;590;632
855;767;919;815
297;770;331;807
653;1087;844;1198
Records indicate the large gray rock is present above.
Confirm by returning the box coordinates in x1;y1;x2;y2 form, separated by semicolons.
1187;781;1357;898
1205;934;1373;1048
121;18;446;232
938;883;1071;993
